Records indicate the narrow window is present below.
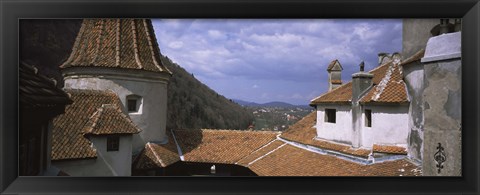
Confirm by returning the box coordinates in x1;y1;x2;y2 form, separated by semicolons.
107;136;120;151
126;94;142;113
365;109;372;127
127;99;137;112
325;109;336;123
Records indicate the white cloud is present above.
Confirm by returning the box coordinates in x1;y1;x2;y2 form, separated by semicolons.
152;19;402;104
168;41;184;49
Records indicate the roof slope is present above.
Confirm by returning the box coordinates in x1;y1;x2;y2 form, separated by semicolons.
311;60;408;105
280;111;371;157
51;89;124;160
83;104;141;136
172;129;278;164
247;144;419;176
61;19;171;74
19;61;72;108
133;130;180;169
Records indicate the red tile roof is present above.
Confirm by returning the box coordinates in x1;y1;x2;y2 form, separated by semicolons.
359;61;409;104
172;129;278;164
311;59;409;105
61;19;171;75
248;144;420;176
331;79;342;84
280;112;371;158
133;131;181;169
51;89;127;160
83;104;141;136
373;144;408;155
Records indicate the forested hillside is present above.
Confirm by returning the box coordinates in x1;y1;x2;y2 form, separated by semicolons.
20;19;254;131
160;56;254;130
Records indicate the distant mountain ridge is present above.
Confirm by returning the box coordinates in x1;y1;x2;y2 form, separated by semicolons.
233;99;312;109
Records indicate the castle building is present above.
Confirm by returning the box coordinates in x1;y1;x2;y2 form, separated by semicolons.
310;53;410;151
49;19;171;176
59;19;171;154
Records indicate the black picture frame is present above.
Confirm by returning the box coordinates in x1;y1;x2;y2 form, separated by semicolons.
1;0;479;194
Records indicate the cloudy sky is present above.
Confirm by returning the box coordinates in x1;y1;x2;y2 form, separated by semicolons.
152;19;402;105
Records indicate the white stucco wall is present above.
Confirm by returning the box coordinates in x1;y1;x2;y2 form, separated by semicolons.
63;68;169;153
52;135;133;176
361;105;409;148
315;104;352;144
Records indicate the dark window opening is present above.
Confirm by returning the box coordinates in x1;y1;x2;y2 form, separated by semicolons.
126;94;142;113
365;109;372;127
127;99;137;112
325;109;336;123
107;136;120;151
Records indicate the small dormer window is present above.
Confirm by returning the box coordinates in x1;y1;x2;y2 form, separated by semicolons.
126;94;142;114
107;136;119;151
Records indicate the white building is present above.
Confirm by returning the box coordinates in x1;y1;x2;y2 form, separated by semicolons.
310;54;410;150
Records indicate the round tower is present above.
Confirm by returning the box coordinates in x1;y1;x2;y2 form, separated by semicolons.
60;19;172;153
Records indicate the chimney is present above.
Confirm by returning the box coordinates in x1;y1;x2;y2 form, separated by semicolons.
378;53;391;65
326;59;343;91
351;61;373;148
351;61;373;103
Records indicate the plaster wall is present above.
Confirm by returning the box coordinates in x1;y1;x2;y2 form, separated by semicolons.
52;135;133;176
315;104;352;144
403;62;425;162
402;19;438;59
361;105;409;148
422;57;461;176
63;68;169;153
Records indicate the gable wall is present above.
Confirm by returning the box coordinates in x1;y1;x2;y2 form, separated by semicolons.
315;104;352;144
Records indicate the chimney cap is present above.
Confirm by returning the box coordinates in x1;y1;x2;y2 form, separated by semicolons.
359;61;365;72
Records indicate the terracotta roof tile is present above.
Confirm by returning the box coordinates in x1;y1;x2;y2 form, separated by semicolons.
173;129;278;164
61;19;171;75
331;79;342;84
19;61;72;108
51;89;125;160
248;144;420;176
373;144;407;155
360;61;409;104
280;112;371;158
311;60;409;105
310;82;353;104
83;104;141;136
133;130;180;169
236;140;285;166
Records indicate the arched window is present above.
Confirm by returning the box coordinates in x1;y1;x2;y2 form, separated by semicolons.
126;94;142;114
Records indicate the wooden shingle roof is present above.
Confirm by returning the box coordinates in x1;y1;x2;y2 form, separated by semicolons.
19;61;72;109
60;19;171;75
51;89;127;160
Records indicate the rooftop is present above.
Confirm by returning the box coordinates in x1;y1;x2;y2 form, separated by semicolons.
60;19;171;75
51;89;135;160
311;59;409;105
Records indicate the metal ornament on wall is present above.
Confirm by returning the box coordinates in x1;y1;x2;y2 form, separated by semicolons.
434;143;446;174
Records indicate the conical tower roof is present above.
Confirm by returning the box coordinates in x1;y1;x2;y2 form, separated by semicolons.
61;19;171;75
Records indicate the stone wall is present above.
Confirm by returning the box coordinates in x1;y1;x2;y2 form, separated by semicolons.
421;32;461;176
